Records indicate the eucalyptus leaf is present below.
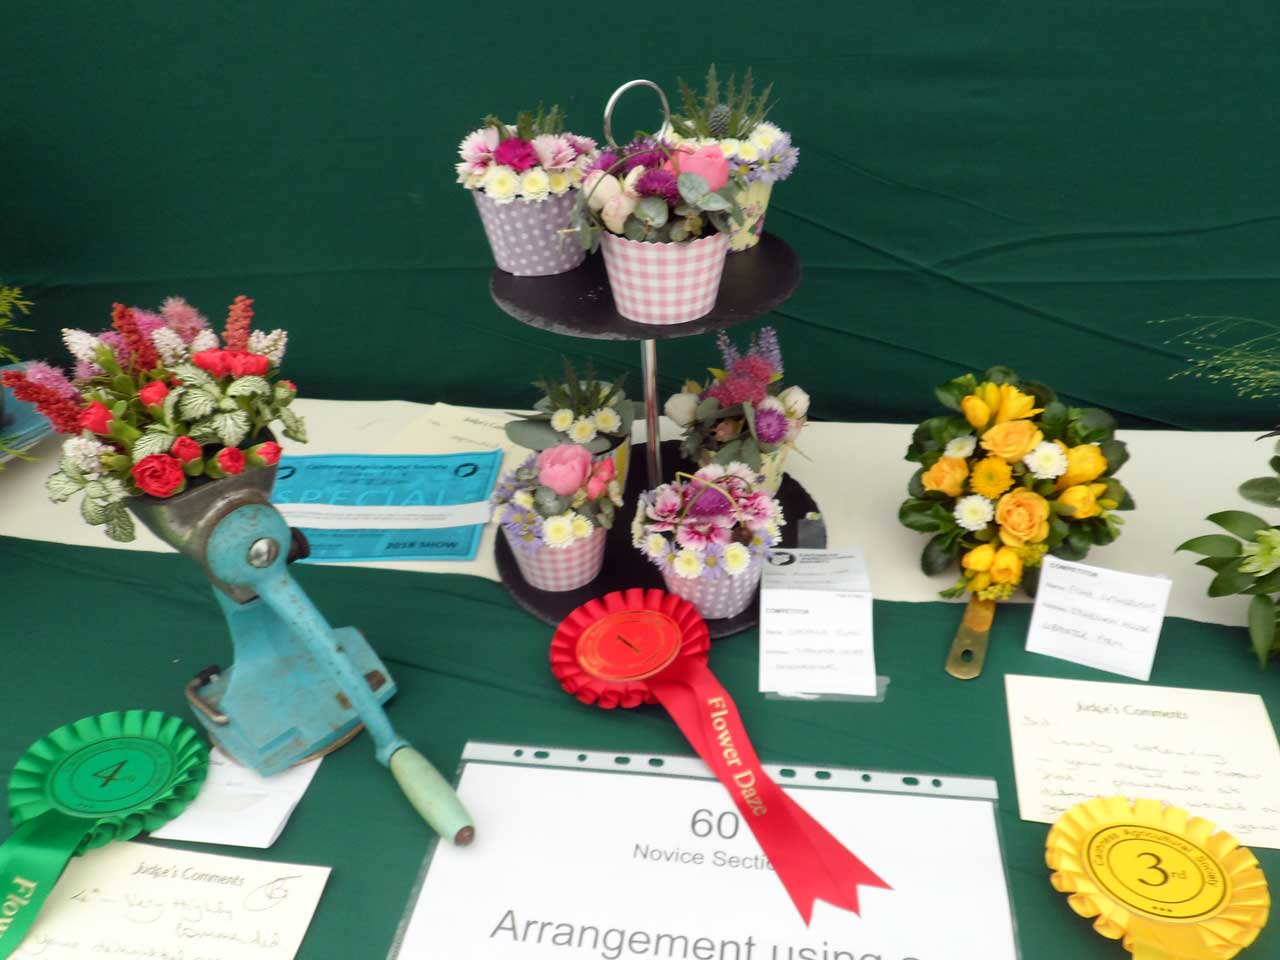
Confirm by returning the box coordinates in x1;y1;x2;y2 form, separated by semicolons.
504;418;561;452
635;197;669;228
677;172;709;203
697;192;731;212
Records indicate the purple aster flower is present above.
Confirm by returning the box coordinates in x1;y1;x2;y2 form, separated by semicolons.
22;361;80;401
754;407;788;444
756;135;799;185
621;137;666;172
587;150;619;173
636;169;680;206
700;543;727;581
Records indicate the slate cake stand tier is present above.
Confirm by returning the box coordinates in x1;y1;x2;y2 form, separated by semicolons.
493;441;818;639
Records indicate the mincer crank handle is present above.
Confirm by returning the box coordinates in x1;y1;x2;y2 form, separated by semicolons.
390;747;475;846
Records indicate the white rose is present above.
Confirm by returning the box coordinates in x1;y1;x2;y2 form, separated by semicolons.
601;193;637;234
622;165;645;198
663;392;700;428
778;385;810;419
584;171;621;211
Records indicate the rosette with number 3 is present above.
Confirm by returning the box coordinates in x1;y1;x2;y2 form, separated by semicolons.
0;711;208;957
1047;796;1270;959
552;588;889;922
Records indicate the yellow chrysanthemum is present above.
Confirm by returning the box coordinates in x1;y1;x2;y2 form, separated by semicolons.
970;457;1014;499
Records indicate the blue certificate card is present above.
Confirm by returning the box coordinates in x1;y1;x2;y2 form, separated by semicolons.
271;451;502;562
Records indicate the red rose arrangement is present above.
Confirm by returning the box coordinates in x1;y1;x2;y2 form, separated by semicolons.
2;295;306;541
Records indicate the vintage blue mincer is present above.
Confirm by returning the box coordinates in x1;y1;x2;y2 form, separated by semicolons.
131;464;475;845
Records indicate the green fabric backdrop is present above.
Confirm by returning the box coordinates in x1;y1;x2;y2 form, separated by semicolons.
2;534;1277;958
5;4;1280;429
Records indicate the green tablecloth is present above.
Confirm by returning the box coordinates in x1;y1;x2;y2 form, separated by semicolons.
2;533;1277;958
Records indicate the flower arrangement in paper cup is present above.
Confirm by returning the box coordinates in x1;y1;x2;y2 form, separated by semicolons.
568;80;743;325
632;462;784;619
493;444;624;592
898;367;1134;601
504;358;638;489
667;65;799;252
0;296;305;542
665;328;807;495
457;104;599;276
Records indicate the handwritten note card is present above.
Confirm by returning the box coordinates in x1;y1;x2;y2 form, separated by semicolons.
11;841;330;959
1025;556;1172;680
150;748;321;848
759;549;877;697
1006;674;1280;848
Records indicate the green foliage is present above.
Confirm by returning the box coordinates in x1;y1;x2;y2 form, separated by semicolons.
484;103;566;140
506;358;636;453
0;284;32;364
671;65;775;140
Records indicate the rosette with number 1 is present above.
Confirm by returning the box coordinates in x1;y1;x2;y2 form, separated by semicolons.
0;711;208;957
552;588;889;922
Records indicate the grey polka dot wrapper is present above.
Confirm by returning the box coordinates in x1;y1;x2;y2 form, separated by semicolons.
662;556;763;619
473;190;586;277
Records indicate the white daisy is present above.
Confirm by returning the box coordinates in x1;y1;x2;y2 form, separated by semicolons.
550;408;574;432
644;533;669;559
568;417;597;444
520;168;551;201
953;495;995;532
570;514;594;539
945;435;977;460
736;142;760;163
513;490;535;509
723;542;751;576
592;407;622;433
483;164;521;204
1024;441;1069;480
719;138;741;159
542;514;575;549
548;171;572;195
673;549;703;579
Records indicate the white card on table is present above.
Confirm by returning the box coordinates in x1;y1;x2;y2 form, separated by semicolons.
150;747;321;848
1005;674;1280;848
759;549;877;697
11;841;330;960
393;742;1019;960
1025;556;1171;680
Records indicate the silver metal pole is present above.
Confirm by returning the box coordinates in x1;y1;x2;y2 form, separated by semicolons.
641;339;663;487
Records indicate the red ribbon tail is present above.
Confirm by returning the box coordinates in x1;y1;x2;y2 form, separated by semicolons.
653;660;889;924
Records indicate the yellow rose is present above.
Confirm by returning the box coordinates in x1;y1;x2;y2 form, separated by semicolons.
995;488;1051;546
1057;482;1108;519
921;456;968;498
981;419;1044;461
1055;444;1108;490
961;382;1001;429
962;543;996;572
990;545;1023;585
992;383;1043;423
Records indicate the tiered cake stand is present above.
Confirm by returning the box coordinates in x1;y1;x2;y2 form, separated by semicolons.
489;233;814;638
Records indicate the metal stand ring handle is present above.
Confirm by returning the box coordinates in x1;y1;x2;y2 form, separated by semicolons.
603;79;672;148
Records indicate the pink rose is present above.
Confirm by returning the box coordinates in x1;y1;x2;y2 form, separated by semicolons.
131;454;185;498
664;145;729;193
536;444;593;497
171;435;202;463
139;380;169;407
591;458;615;483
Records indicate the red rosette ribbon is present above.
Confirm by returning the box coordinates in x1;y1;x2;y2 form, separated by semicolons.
551;588;890;923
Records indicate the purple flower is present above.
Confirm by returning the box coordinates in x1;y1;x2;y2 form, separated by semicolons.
133;309;166;337
715;331;741;371
755;135;799;185
22;361;80;401
754;407;788;444
621;138;665;172
636;169;680;206
685;479;734;519
700;543;727;581
754;327;783;376
587;150;619;173
74;359;103;381
161;297;209;342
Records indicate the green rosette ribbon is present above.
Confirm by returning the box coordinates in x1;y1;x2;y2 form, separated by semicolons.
0;711;207;956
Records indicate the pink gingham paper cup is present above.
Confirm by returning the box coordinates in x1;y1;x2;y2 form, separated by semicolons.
474;190;586;277
600;231;729;325
661;554;763;619
504;524;606;592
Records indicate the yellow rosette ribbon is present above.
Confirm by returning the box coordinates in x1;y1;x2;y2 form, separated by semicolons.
1046;797;1270;959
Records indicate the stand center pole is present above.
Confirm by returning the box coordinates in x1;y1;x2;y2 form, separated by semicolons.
640;338;663;488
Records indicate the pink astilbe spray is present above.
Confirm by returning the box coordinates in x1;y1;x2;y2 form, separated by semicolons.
112;303;159;372
1;370;84;434
161;296;209;342
222;296;255;351
22;361;80;401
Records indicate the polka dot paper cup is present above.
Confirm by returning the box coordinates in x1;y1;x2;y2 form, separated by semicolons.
662;554;763;620
473;190;586;277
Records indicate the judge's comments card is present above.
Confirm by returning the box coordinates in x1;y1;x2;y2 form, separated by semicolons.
393;743;1019;960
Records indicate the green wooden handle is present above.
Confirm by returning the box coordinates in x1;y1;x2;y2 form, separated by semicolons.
389;747;475;845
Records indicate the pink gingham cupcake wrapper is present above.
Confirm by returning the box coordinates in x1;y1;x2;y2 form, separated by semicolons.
600;231;729;325
662;555;763;619
474;190;586;277
505;524;607;592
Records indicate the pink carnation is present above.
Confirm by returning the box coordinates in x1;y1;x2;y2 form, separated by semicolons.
459;128;500;164
565;134;598;157
493;137;539;172
531;134;576;171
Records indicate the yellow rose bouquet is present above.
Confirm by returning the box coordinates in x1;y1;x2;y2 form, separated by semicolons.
899;367;1135;602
